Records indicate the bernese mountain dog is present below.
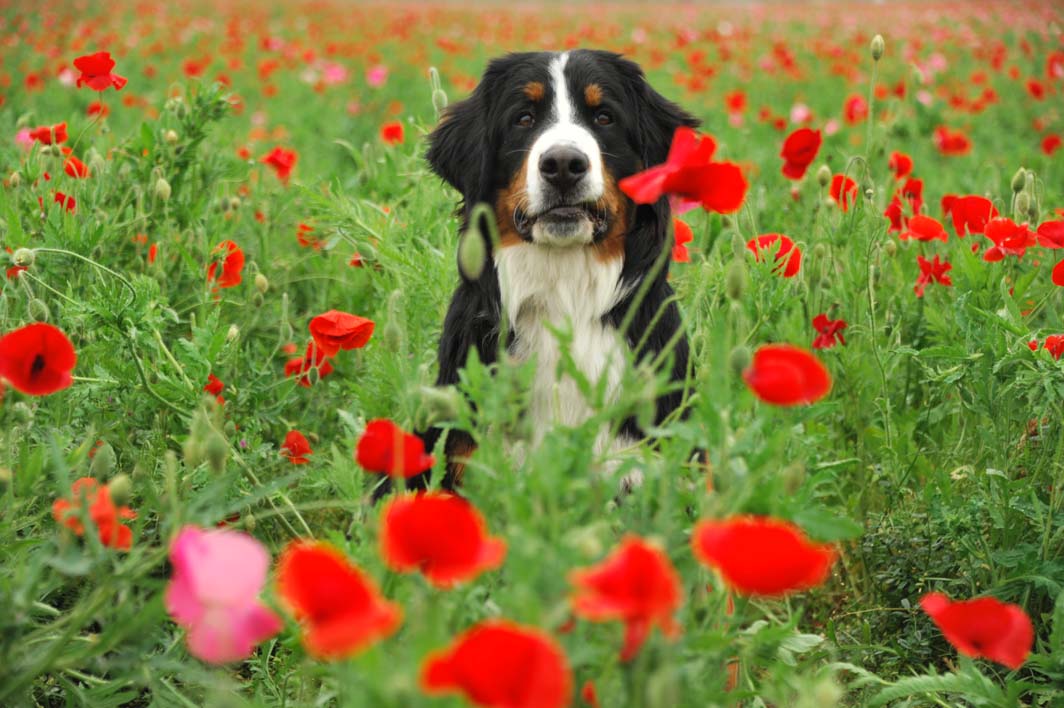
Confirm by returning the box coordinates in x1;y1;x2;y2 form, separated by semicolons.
409;49;701;493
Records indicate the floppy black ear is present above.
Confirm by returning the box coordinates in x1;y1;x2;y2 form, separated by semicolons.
637;81;701;167
426;89;487;200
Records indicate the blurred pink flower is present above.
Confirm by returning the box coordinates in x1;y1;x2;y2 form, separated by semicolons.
823;119;840;136
366;64;388;88
15;128;33;150
322;62;348;85
165;525;282;664
789;103;812;124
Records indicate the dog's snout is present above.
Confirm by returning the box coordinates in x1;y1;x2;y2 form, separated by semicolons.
538;145;589;193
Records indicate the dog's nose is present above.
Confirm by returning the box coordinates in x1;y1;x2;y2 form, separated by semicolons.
539;145;589;193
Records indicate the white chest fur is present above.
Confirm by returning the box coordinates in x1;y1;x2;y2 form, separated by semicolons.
494;245;630;449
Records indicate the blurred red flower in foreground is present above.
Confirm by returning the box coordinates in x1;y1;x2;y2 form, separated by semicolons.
284;342;334;387
672;218;693;262
692;516;836;597
569;535;682;662
0;323;77;395
900;214;948;243
380;121;405;145
920;593;1033;670
933;126;972;156
1036;220;1064;249
276;540;402;660
309;310;374;357
29;122;68;145
619;127;747;214
743;344;831;405
380;492;506;588
983;217;1035;262
165;525;282;663
206;240;245;288
420;620;573;708
52;477;136;550
73;51;128;92
746;233;801;277
914;255;953;297
260;146;297;184
355;419;435;478
812;314;847;349
779;127;821;180
281;430;313;464
829;174;858;211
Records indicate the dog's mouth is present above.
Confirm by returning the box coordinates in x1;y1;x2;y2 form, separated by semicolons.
514;203;610;240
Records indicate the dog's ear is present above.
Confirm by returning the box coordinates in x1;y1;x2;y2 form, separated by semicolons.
427;86;488;199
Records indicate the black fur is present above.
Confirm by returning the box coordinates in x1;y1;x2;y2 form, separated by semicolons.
380;50;699;498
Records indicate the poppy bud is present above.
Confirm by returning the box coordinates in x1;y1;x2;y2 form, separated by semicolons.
251;292;264;307
164;129;179;144
243;512;256;532
0;467;11;491
1015;192;1030;218
226;324;240;343
725;260;746;301
165;97;187;117
204;432;228;474
416;385;462;428
8;171;20;188
813;243;828;260
154;177;172;202
108;473;133;506
28;299;50;322
223;420;236;437
132;462;147;480
90;442;116;478
730;232;746;259
40;144;60;157
254;273;269;294
864;188;874;200
458;222;487;281
229;196;241;211
870;34;885;62
183;438;204;469
729;345;752;378
816;165;831;188
12;248;35;267
1011;168;1026;193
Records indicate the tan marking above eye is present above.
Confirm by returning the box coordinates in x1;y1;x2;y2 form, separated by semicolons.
523;81;545;101
584;83;603;108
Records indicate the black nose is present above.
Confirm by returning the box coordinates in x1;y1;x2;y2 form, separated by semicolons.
539;145;589;192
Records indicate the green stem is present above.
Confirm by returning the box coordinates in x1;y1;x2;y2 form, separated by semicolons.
34;247;137;312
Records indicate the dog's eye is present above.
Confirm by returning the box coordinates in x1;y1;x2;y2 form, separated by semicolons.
515;112;535;128
595;110;613;126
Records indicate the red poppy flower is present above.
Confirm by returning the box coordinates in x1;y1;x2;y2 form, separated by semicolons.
829;174;858;211
883;196;905;233
982;217;1036;262
581;681;601;708
746;234;802;278
309;310;375;357
1026;79;1046;101
843;94;868;124
569;535;682;662
52;477;136;551
900;214;948;243
1037;220;1064;249
933;126;972;156
86;101;109;118
296;223;321;249
672;218;693;262
914;255;953;297
7;265;27;280
812;314;848;349
73;51;128;92
888;151;913;179
742;344;831;405
355;419;435;478
281;430;313;464
1030;335;1064;359
276;540;402;660
779;128;821;180
901;177;924;214
204;373;224;402
64;155;90;178
380;121;405;145
692;515;836;597
1042;134;1062;156
943;195;998;237
920;593;1033;670
0;323;77;395
284;342;335;387
618;127;747;214
54;192;76;212
206;240;245;288
260;146;297;184
380;492;506;587
420;620;573;708
29;122;68;145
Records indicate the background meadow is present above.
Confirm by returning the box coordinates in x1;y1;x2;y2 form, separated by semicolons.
1;1;1063;705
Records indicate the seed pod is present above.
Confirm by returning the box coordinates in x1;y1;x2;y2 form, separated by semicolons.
725;260;747;301
90;442;116;478
243;512;256;532
458;222;487;281
12;248;35;267
163;129;179;144
254;273;269;294
1015;192;1030;217
729;345;752;379
884;239;897;257
28;299;50;322
108;474;133;506
1011;167;1026;193
204;432;228;474
870;34;885;62
816;164;831;188
226;324;240;343
154;177;172;202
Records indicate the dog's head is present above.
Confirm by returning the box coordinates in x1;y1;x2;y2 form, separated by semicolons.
428;50;699;253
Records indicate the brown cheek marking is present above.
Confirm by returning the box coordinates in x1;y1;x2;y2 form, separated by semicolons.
523;81;545;101
592;167;629;263
494;154;531;249
445;438;477;487
584;83;603;108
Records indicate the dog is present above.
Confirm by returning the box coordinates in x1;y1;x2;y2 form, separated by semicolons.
406;49;700;493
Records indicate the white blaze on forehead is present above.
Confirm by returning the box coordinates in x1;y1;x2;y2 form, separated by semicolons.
525;52;604;216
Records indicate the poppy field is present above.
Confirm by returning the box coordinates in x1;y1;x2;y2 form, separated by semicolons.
3;0;1064;706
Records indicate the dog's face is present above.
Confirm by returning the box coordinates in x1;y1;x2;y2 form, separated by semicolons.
428;50;699;254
